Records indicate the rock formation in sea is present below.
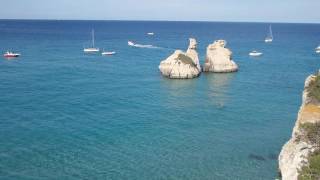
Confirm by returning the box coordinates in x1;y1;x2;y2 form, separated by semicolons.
278;73;320;180
186;38;201;72
203;40;238;73
159;38;201;79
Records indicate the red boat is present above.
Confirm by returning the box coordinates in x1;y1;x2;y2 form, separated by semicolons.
3;51;21;58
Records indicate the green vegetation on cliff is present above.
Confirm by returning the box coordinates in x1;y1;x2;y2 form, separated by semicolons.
298;151;320;180
300;122;320;146
298;122;320;180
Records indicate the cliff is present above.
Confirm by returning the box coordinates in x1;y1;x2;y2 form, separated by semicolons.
279;74;320;180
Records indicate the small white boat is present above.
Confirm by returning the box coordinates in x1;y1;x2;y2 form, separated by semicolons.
102;51;116;56
147;32;154;36
128;41;135;46
249;51;263;57
3;51;21;58
84;29;100;53
128;41;154;48
314;46;320;53
265;25;273;43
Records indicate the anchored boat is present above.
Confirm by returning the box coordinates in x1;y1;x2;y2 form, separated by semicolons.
84;29;99;53
3;51;20;58
102;51;116;56
315;45;320;53
265;25;273;43
249;50;263;57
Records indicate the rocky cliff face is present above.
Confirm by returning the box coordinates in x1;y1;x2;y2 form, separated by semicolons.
279;74;320;180
159;38;201;79
203;40;238;73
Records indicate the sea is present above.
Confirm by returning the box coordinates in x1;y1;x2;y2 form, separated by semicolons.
0;20;319;180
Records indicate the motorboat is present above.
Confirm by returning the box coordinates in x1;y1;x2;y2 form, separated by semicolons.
314;45;320;53
249;50;263;57
3;51;21;58
128;41;154;48
128;41;135;46
147;32;154;36
102;51;116;56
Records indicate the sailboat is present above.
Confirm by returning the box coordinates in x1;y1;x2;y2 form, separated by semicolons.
84;29;100;53
265;25;273;43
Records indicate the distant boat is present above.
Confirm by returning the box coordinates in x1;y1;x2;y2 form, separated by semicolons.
315;46;320;53
265;25;273;43
3;51;20;58
147;32;154;36
102;51;116;56
128;41;135;46
249;50;263;57
128;41;154;48
84;29;100;53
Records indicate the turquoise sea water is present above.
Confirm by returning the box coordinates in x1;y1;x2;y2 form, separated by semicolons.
0;20;320;179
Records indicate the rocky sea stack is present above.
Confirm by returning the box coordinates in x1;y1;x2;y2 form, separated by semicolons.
203;40;238;73
159;38;201;79
279;73;320;180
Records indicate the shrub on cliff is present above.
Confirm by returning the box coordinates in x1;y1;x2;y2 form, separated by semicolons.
300;122;320;147
298;151;320;180
298;123;320;180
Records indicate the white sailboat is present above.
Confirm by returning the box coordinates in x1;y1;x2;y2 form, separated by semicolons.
84;29;100;53
265;25;273;43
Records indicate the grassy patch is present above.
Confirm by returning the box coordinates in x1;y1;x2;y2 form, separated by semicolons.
298;151;320;180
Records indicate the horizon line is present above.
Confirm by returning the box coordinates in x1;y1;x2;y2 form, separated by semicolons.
0;18;319;25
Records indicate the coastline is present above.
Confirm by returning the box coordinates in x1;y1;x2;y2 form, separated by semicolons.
279;73;320;180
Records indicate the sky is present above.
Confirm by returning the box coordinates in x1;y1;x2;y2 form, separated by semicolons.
1;0;319;23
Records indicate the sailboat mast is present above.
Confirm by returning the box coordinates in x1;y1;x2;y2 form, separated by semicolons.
92;29;95;48
270;25;273;39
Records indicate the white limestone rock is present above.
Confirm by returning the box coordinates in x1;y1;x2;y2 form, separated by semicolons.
186;38;201;71
278;74;320;180
159;39;201;79
203;40;238;73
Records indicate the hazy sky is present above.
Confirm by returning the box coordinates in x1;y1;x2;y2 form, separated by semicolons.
1;0;319;23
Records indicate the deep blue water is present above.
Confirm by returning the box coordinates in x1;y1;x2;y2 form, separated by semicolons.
0;20;319;179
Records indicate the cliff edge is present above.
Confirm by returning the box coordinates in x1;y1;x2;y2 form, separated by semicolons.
279;73;320;180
